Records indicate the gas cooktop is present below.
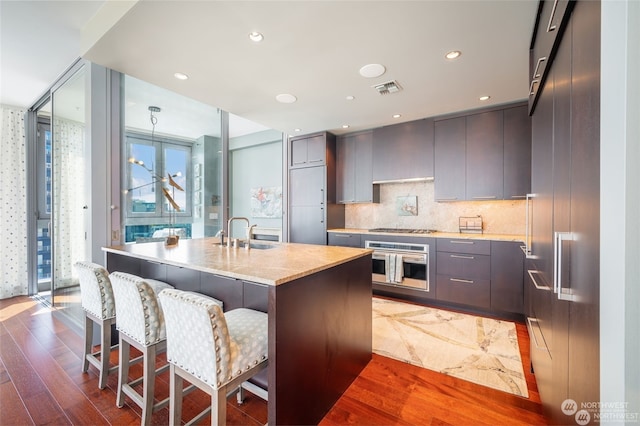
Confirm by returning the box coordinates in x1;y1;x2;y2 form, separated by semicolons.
368;228;437;234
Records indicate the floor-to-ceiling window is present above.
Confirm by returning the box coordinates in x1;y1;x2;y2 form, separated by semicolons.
26;61;89;325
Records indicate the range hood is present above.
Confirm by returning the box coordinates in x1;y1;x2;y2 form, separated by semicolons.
372;177;434;184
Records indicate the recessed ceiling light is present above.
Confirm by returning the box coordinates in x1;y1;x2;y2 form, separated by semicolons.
342;125;350;129
294;128;302;132
174;72;189;80
479;95;491;101
359;63;386;78
392;114;402;118
276;94;297;103
445;50;462;60
249;31;264;42
345;95;355;101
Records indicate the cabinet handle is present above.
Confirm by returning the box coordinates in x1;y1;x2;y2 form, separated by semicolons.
546;0;560;32
436;197;458;202
526;317;545;350
450;240;474;244
334;234;351;238
450;278;474;284
450;254;474;260
529;79;539;96
320;188;324;205
524;193;535;258
511;195;526;199
532;56;547;79
554;231;577;301
320;207;324;223
528;269;550;291
472;196;497;200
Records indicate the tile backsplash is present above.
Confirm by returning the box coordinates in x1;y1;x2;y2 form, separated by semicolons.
345;181;525;235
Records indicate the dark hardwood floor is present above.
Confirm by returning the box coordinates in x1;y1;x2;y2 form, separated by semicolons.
0;296;547;425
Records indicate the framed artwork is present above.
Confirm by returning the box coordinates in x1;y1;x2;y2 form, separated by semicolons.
396;195;418;216
251;186;282;218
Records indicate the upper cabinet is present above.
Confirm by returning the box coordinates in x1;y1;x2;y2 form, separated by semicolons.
336;131;379;204
528;0;575;114
290;134;328;167
434;104;531;201
434;117;466;201
372;118;434;183
466;110;505;200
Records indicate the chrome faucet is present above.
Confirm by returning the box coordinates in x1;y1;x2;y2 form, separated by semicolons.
227;216;251;248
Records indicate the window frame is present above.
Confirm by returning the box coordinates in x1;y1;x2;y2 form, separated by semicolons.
123;131;193;224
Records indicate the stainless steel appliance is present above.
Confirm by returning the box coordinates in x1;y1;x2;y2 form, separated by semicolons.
365;240;429;290
368;228;436;234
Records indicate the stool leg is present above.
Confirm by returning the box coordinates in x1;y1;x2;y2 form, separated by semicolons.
116;337;129;408
212;386;227;426
169;364;183;426
141;344;157;426
82;314;93;373
98;318;111;389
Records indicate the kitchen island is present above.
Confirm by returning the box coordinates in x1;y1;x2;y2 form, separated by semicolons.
103;237;372;425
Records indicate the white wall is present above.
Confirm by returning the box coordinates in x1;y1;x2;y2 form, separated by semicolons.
229;130;282;237
600;0;640;421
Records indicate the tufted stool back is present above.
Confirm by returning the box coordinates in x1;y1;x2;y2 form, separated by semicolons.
110;272;172;347
75;261;115;320
159;288;268;425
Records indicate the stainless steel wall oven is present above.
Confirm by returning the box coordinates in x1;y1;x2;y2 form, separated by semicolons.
365;240;429;291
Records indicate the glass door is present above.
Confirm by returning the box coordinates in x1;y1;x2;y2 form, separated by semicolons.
34;100;52;305
50;65;89;322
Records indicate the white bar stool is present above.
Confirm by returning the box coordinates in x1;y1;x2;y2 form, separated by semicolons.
159;289;268;426
75;261;118;389
110;272;174;426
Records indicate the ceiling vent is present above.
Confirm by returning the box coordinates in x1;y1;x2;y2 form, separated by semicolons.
372;80;402;95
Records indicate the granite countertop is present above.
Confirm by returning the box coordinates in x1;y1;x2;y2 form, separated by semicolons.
103;237;372;286
328;228;526;243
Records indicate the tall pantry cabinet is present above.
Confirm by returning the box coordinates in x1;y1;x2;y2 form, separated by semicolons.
526;1;600;424
288;132;344;245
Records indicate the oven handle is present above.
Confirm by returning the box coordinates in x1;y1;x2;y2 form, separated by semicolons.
371;253;426;264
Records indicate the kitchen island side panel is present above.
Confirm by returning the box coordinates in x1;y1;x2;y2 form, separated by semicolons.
268;254;372;425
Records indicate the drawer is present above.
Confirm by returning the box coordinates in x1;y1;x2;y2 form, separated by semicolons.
328;232;362;247
436;239;490;255
436;275;490;309
436;252;490;279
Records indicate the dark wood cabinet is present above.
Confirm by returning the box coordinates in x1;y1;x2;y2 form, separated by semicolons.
243;280;268;313
435;105;531;202
528;0;575;114
490;241;524;314
434;117;466;201
528;1;600;422
504;105;532;199
435;238;491;309
336;131;379;203
199;273;243;311
166;265;200;293
327;232;362;248
466;110;504;200
290;134;326;167
372;119;434;182
288;132;344;245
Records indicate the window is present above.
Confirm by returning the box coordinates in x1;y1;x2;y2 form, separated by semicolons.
124;132;192;242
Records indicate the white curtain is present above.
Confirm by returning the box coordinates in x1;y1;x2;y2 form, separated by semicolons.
0;105;28;299
52;117;87;289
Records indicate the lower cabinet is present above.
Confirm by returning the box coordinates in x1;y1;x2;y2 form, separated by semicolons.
435;238;524;315
490;241;525;314
200;273;243;311
436;239;491;309
104;253;266;313
327;232;362;247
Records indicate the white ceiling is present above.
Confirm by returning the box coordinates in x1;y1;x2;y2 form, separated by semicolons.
2;1;538;137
